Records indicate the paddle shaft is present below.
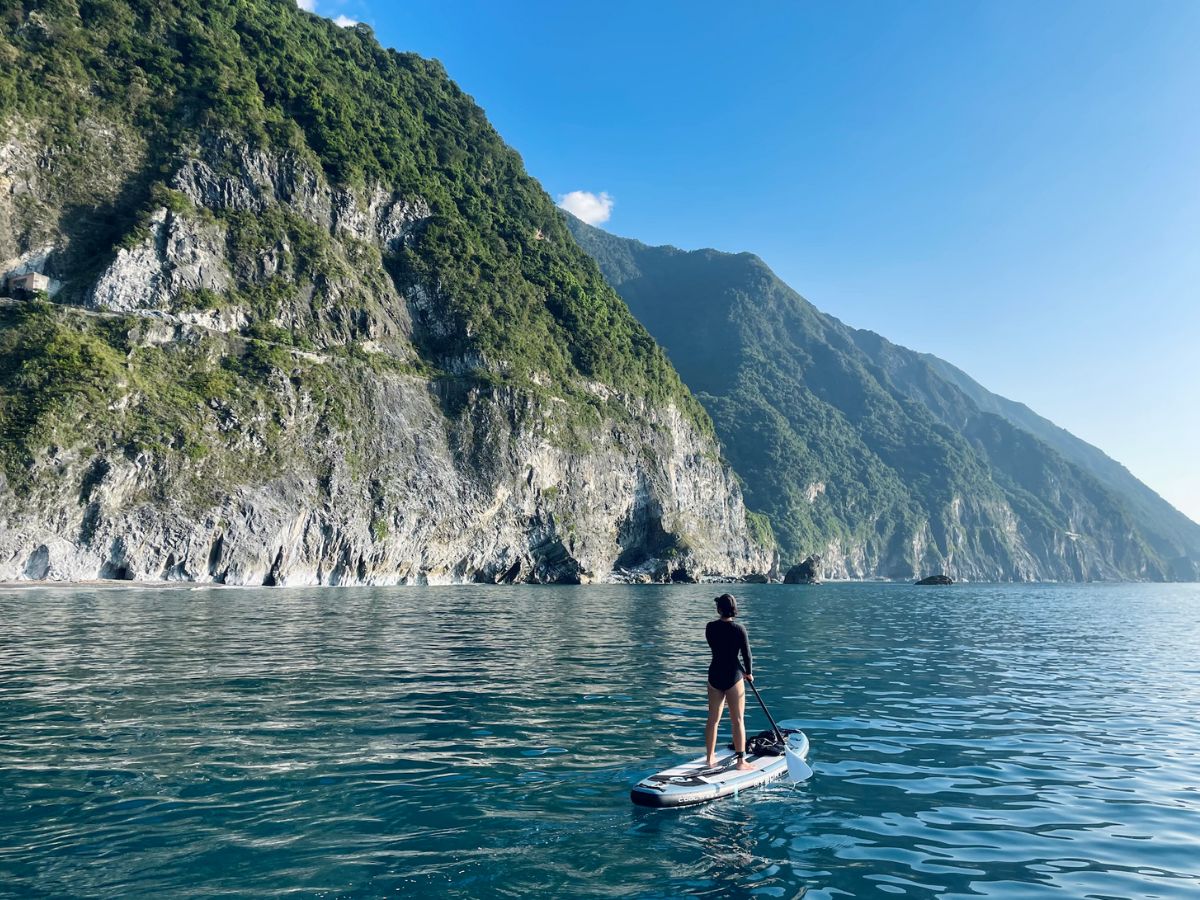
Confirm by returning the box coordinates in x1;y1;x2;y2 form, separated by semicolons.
739;665;786;745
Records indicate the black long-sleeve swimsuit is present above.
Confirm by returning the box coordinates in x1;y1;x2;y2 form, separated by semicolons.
706;619;752;691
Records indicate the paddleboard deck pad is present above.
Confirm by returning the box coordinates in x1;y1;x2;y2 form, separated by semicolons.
631;727;809;808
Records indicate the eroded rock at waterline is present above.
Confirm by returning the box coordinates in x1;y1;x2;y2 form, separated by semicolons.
783;556;822;585
915;574;954;585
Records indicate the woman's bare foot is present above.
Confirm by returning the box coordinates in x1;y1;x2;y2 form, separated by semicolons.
705;756;717;768
735;759;754;771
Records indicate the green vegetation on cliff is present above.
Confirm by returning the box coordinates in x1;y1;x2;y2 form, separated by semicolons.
0;300;322;499
0;0;708;428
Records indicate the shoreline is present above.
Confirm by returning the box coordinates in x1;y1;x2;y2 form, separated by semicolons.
1;578;1177;590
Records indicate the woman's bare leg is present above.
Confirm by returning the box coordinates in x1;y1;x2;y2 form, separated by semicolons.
727;681;753;770
705;683;725;766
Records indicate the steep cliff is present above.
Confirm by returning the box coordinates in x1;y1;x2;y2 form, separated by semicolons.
917;354;1200;581
567;216;1198;582
0;1;771;584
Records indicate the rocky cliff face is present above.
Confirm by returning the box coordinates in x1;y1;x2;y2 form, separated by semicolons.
1;351;763;585
0;2;770;584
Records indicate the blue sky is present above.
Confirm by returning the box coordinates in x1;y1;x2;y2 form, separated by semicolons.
306;0;1200;523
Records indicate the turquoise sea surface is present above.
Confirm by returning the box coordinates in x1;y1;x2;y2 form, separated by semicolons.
1;582;1198;898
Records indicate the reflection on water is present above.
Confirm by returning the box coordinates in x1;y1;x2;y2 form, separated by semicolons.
1;582;1198;897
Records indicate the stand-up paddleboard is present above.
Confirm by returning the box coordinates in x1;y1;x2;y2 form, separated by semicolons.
631;725;809;808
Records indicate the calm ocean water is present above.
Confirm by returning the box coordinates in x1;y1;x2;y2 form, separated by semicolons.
1;582;1198;898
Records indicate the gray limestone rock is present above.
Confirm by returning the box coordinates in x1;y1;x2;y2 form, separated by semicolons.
0;379;771;584
0;123;772;586
88;209;231;312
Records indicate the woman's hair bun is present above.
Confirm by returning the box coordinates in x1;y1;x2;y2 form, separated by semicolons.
715;593;737;617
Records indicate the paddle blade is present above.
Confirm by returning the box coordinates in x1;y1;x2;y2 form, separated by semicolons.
785;747;813;783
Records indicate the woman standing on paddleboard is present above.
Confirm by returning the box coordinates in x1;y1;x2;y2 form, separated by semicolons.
705;593;754;771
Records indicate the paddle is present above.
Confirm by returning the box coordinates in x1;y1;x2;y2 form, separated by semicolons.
740;666;813;783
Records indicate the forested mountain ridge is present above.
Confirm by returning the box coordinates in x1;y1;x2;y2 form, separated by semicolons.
567;215;1199;582
916;353;1200;570
0;0;772;584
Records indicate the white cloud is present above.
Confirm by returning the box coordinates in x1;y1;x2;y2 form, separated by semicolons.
295;1;356;25
557;190;614;226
